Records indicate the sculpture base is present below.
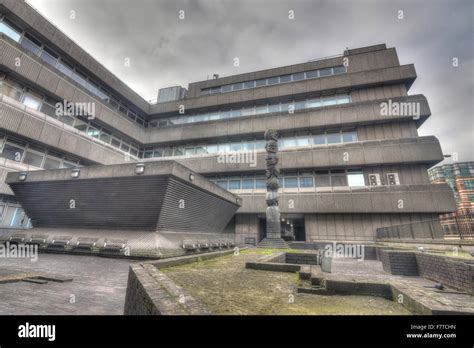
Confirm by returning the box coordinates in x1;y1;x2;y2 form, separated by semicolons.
257;238;289;249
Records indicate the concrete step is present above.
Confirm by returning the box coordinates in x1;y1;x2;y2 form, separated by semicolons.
257;238;289;249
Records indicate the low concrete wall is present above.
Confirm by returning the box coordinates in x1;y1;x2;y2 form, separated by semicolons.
379;250;419;276
380;250;474;294
285;252;319;265
415;253;474;295
124;249;235;315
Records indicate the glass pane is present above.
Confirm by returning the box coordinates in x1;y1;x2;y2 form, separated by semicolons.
0;22;21;42
20;37;41;55
185;147;195;156
242;179;254;189
333;66;347;74
337;94;351;104
267;76;279;85
305;70;319;78
43;157;61;169
292;72;304;81
56;61;73;77
348;173;365;187
307;98;322;108
315;174;330;187
296;137;310;147
40;102;57;118
218;144;230;153
322;96;337;106
217;180;228;189
280;74;292;83
319;68;332;77
0;81;22;100
342;131;358;143
230;143;242;152
228;180;241;190
243;81;255;89
282;138;297;148
255;78;267;87
314;134;326;145
232;83;243;91
327;132;342;144
255;178;266;189
40;50;58;67
300;177;314;188
206;145;218;154
22;92;42;110
23;151;43;167
284;177;298;188
221;85;232;93
331;175;347;187
268;104;281;113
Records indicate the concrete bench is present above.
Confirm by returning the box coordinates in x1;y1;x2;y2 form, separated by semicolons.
182;240;198;251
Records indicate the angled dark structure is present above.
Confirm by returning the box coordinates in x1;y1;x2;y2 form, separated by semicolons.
5;161;240;256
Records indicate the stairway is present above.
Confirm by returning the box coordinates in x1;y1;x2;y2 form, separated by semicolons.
257;238;289;249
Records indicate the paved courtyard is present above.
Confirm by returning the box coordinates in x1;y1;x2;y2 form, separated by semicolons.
0;253;135;315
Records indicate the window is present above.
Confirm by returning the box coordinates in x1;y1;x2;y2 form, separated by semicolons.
307;98;322;108
268;104;281;113
111;138;121;148
40;47;59;67
73;118;88;132
22;92;42;110
331;170;347;186
292;72;305;81
338;94;351;104
315;170;330;187
255;78;267;87
267;77;279;85
56;60;73;77
0;79;23;100
100;129;112;143
306;70;319;78
255;177;266;189
232;83;243;91
342;131;358;143
296;136;310;147
2;143;24;162
218;144;230;153
216;180;228;190
120;142;130;152
201;88;210;96
255;105;268;114
464;181;474;190
319;68;332;77
20;34;42;55
326;132;342;144
242;178;254;189
23;151;43;167
300;176;314;188
185;147;195;156
333;66;347;75
280;74;292;83
0;20;21;42
228;180;241;190
322;96;337;106
244;81;256;89
211;87;221;94
221;85;232;93
230;143;242;152
40;99;57;118
43;157;61;169
314;134;326;146
206;145;218;154
347;171;365;187
281;137;297;148
284;177;298;188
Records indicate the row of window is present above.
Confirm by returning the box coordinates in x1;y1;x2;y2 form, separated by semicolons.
201;66;347;96
464;181;474;190
0;133;83;169
0;74;141;157
0;195;31;229
0;16;147;127
143;130;358;159
206;169;366;191
148;93;351;128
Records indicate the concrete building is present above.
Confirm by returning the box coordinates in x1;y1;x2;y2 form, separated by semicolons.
0;0;456;245
428;162;474;238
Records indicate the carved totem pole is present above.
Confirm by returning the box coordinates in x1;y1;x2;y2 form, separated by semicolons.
261;129;287;247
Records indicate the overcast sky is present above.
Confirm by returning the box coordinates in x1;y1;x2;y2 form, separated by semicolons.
27;0;473;164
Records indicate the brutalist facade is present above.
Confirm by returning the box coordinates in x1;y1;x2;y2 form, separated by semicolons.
0;0;456;244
